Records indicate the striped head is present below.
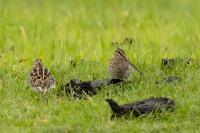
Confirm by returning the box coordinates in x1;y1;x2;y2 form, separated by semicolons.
29;59;56;92
33;58;43;68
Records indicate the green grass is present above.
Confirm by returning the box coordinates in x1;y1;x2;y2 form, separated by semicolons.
1;0;200;132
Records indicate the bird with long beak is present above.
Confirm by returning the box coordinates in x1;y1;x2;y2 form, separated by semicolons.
108;48;143;79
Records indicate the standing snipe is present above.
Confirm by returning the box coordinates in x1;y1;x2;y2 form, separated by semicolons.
29;59;56;92
108;48;143;79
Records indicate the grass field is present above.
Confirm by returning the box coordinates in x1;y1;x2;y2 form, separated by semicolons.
1;0;200;132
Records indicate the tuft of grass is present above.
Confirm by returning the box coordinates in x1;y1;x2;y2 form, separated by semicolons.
1;0;200;132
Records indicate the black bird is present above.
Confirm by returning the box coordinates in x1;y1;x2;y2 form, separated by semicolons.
106;97;175;118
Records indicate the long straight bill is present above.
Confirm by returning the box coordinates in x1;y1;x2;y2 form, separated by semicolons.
128;61;144;76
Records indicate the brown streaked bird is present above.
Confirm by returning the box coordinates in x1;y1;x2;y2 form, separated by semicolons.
108;48;143;79
29;59;56;93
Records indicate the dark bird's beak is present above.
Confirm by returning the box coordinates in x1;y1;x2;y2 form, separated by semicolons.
106;98;122;113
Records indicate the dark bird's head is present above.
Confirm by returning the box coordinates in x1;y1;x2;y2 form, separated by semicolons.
106;98;123;113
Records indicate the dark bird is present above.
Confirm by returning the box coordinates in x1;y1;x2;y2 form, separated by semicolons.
106;97;175;118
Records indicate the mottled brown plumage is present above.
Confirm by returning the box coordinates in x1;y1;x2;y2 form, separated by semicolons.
29;59;56;92
108;48;143;79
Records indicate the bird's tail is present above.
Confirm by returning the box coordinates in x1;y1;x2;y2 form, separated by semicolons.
106;99;122;113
